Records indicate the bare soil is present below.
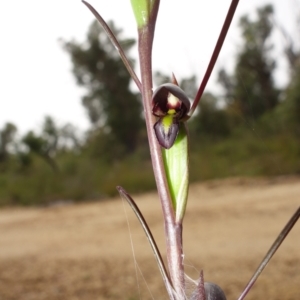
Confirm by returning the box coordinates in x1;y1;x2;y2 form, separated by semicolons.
0;177;299;300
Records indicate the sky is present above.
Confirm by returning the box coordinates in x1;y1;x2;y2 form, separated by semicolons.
0;0;299;136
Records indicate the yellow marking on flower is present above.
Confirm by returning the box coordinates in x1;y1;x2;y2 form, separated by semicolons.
168;109;176;115
162;115;174;134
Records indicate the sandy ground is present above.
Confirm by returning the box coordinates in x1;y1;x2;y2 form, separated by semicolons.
0;177;299;300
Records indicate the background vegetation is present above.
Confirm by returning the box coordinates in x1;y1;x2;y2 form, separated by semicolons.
1;4;300;206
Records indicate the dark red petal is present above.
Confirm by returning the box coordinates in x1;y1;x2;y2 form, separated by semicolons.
152;83;191;113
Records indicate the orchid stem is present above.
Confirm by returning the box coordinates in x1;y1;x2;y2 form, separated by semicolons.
136;1;185;298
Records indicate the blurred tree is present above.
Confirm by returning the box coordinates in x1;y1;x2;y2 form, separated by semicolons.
62;20;143;154
276;8;300;74
0;122;17;162
22;131;58;173
218;4;280;119
190;92;231;139
275;5;300;135
42;116;59;157
22;116;60;172
276;64;300;136
60;123;81;151
278;29;300;74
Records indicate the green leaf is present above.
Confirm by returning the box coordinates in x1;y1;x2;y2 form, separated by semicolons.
162;123;189;222
130;0;155;28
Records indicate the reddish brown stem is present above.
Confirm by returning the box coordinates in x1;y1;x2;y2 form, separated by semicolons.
136;1;185;298
189;0;240;116
117;186;175;298
82;0;142;92
237;206;300;300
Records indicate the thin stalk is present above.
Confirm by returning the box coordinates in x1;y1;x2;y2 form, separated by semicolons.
237;207;300;300
189;0;240;116
117;186;175;299
136;1;185;298
82;0;142;93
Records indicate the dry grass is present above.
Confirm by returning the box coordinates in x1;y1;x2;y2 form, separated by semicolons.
0;177;299;300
